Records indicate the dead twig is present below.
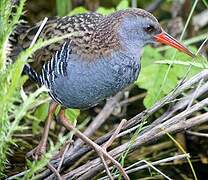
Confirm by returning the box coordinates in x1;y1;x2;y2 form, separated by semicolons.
47;163;62;180
62;93;208;179
100;155;113;180
63;111;208;179
119;93;146;106
186;130;208;138
57;141;71;172
100;119;127;179
141;81;208;136
103;119;127;151
114;154;190;179
127;159;172;180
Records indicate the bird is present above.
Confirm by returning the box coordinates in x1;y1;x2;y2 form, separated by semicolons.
11;8;194;158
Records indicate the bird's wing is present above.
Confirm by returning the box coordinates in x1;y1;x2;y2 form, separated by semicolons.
12;12;103;73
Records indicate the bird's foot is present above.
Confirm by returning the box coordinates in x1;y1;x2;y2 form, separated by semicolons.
102;119;127;151
27;142;47;160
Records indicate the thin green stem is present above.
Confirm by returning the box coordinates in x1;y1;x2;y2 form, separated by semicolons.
154;0;199;103
166;132;198;180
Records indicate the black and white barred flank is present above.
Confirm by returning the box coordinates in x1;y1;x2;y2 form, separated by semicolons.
23;42;72;103
23;64;42;84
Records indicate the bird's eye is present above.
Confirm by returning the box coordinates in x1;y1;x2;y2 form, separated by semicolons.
144;25;155;33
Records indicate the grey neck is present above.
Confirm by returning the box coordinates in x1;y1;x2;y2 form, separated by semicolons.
117;17;146;59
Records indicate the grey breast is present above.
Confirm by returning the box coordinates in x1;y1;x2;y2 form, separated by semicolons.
44;42;140;109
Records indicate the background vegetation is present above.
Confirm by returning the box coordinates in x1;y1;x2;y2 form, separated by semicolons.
0;0;207;179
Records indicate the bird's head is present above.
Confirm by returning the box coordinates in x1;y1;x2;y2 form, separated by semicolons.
115;8;194;57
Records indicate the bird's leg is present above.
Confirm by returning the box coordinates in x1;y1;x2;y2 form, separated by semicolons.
58;108;130;180
27;101;58;159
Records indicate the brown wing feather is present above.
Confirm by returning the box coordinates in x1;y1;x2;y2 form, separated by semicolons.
15;13;103;73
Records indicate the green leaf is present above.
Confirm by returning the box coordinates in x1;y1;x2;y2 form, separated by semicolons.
34;102;49;121
96;7;115;15
163;46;201;78
116;0;129;10
137;63;177;107
65;108;80;124
136;46;164;107
140;46;163;67
135;45;201;108
164;46;197;61
68;7;88;16
32;102;49;133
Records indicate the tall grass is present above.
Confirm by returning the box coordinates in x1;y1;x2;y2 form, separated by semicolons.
0;0;28;176
56;0;72;16
0;0;77;177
